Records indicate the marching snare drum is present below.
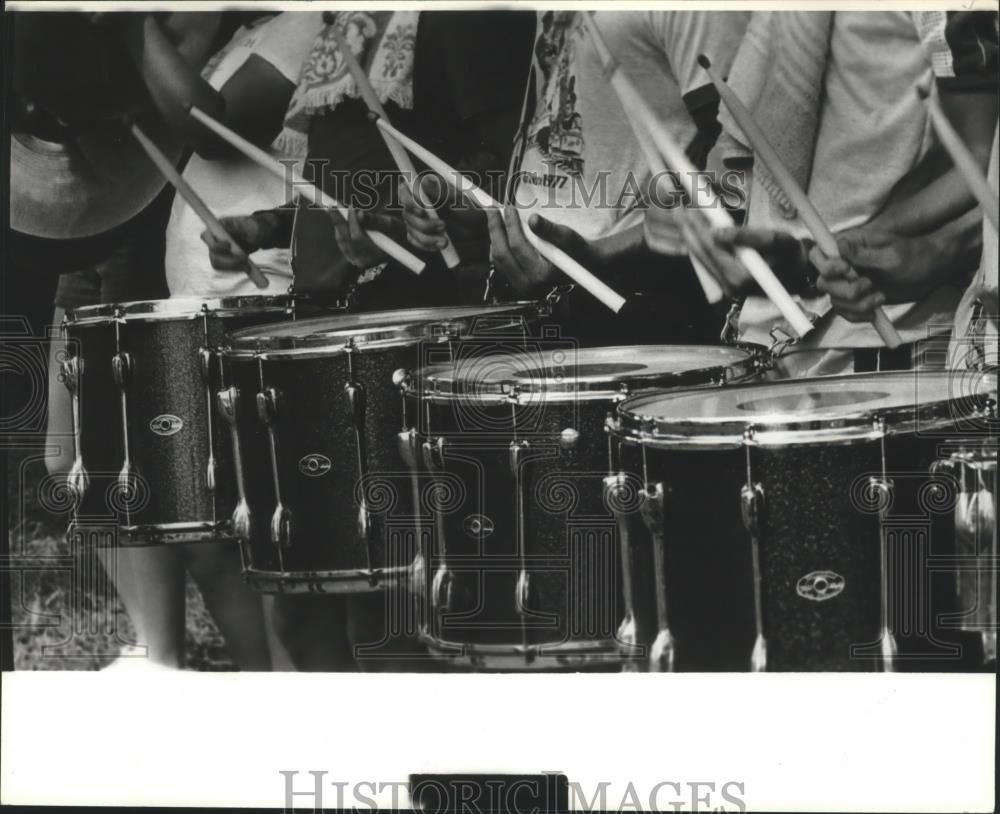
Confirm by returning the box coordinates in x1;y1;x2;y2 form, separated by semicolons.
405;344;765;669
62;296;305;544
609;370;996;672
219;303;541;594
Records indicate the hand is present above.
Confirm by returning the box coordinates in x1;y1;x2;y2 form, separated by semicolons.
816;228;959;309
487;205;596;296
200;213;275;272
327;208;403;269
809;238;886;323
399;173;487;252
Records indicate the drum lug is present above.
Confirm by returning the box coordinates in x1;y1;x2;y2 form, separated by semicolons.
398;428;420;472
431;563;452;612
256;387;280;425
508;439;529;476
422;436;446;472
410;549;427;599
640;482;675;672
515;570;531;615
198;347;216;384
345;381;367;429
270;504;292;549
740;480;768;672
217;387;253;542
111;351;133;387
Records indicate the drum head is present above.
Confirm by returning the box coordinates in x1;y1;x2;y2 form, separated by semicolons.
617;370;995;446
415;344;761;402
224;303;536;354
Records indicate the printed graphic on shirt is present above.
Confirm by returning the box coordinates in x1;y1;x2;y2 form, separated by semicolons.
528;12;585;177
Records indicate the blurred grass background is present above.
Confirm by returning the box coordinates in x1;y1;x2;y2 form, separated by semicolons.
8;456;235;671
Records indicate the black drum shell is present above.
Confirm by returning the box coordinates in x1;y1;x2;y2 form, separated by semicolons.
223;343;421;590
615;427;987;672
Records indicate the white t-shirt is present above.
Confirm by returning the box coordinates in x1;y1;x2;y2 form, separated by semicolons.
511;11;749;240
737;11;962;355
165;12;323;297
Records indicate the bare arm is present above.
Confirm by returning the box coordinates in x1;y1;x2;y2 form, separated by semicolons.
121;15;296;159
863;88;998;236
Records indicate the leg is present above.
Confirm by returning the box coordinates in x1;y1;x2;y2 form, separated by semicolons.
346;590;434;673
182;541;272;671
267;594;353;672
99;544;187;668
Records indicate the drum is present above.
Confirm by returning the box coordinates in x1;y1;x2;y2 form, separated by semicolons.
61;296;308;545
219;303;542;594
405;344;766;669
608;370;996;672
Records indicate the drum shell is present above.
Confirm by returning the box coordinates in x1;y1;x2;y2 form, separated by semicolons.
615;427;984;672
413;392;624;667
223;343;427;591
63;302;300;543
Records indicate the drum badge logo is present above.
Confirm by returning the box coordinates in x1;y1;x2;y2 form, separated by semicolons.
796;570;845;602
298;454;332;477
149;415;183;436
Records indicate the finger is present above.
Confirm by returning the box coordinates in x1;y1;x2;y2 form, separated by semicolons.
808;244;853;279
833;291;887;322
200;229;228;251
504;205;543;270
207;249;248;272
527;213;580;254
817;273;874;302
486;209;527;290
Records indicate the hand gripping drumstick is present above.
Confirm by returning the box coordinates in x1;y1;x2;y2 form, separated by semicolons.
189;106;426;275
327;22;460;269
372;115;628;314
918;86;1000;235
581;15;813;338
699;55;903;349
130;122;269;289
578;17;722;304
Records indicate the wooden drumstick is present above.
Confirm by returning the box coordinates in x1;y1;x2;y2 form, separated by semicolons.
699;55;903;349
373;115;628;314
329;25;460;269
188;106;426;275
581;15;812;338
130;122;269;289
919;86;999;235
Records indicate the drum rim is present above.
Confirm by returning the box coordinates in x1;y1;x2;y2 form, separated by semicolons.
65;295;299;325
404;344;767;402
221;302;540;355
610;371;994;447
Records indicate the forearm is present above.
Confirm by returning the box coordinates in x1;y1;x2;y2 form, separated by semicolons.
123;15;229;155
864;168;978;236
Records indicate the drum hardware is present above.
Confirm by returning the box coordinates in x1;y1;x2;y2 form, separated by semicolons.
930;446;997;666
546;284;575;310
767;325;797;358
873;417;898;672
509;436;532;647
110;342;136;519
344;350;376;584
216;387;252;544
603;472;640;669
60;355;89;506
739;432;768;673
255;387;292;567
423;436;453;613
641;481;675;673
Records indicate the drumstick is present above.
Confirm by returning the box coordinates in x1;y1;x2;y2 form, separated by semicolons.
699;55;903;349
328;25;460;269
373;115;628;314
581;15;813;338
919;86;999;235
189;106;426;275
130;122;269;289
